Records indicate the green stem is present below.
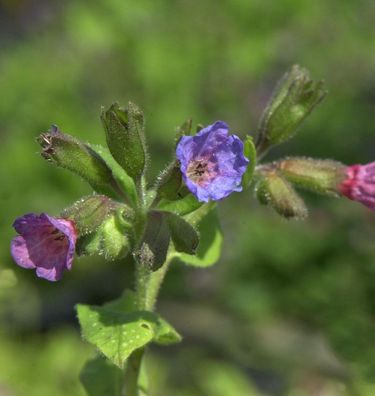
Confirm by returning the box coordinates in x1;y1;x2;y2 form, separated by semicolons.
123;252;174;396
144;253;174;311
122;177;149;396
255;135;271;161
134;255;152;310
123;175;176;395
122;348;145;396
135;250;175;311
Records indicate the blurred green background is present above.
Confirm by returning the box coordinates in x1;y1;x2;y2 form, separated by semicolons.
1;0;375;395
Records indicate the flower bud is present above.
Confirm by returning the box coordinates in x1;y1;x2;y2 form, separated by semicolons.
256;65;326;154
61;195;120;235
38;126;121;197
277;157;346;196
255;170;308;220
339;162;375;211
101;102;147;182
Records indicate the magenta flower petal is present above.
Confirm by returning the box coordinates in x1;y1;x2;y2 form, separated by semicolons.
176;121;249;202
340;162;375;211
11;213;77;281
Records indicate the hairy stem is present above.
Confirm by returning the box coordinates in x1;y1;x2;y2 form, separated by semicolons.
122;349;145;396
122;178;149;396
123;173;177;395
123;255;173;395
144;253;174;311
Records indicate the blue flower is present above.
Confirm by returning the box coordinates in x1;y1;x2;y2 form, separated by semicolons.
176;121;249;202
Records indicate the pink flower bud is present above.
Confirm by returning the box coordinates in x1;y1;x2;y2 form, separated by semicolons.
340;162;375;211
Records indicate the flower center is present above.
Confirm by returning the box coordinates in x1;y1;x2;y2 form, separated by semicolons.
186;158;217;186
42;227;69;254
50;228;67;241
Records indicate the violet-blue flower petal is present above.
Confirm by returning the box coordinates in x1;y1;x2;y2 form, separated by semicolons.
176;121;249;202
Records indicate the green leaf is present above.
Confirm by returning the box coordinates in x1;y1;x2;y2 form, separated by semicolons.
92;144;138;207
176;207;222;267
77;304;152;369
80;355;123;396
76;291;181;369
153;317;182;345
166;212;199;255
156;194;202;216
242;135;257;189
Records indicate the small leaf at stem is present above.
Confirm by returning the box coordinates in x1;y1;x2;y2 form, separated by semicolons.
166;212;199;255
136;211;171;271
156;194;202;216
176;207;222;267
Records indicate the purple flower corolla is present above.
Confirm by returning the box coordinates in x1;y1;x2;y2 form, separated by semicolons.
176;121;249;202
11;213;77;281
340;162;375;211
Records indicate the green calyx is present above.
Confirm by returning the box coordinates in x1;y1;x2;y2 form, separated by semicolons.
277;157;346;196
38;126;122;198
256;65;327;156
255;168;308;220
61;195;120;235
101;102;147;183
76;208;134;260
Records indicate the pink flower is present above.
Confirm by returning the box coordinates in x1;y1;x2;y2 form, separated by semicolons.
340;162;375;211
11;213;77;281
